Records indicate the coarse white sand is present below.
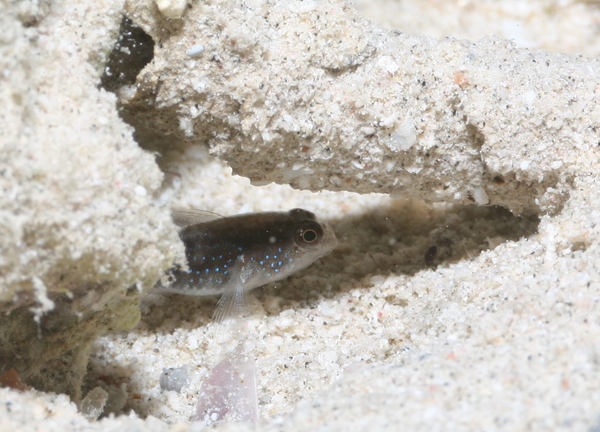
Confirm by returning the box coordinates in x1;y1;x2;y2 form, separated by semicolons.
2;1;600;431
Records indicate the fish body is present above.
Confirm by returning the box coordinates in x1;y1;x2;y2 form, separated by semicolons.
159;208;337;296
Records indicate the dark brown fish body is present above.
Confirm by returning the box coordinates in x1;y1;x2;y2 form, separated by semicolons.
159;209;337;296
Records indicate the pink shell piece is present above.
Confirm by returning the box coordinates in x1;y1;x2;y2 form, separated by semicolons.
194;343;258;425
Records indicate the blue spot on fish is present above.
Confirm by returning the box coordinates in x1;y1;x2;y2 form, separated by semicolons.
163;208;337;297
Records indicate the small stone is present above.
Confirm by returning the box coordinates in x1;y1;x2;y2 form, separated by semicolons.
154;0;188;19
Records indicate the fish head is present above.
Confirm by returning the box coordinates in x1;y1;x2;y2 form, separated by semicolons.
235;208;338;290
288;208;338;258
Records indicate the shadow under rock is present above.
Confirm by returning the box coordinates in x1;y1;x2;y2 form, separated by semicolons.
140;199;539;328
138;293;220;333
255;200;538;308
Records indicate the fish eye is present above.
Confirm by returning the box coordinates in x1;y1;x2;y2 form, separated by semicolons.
302;229;318;242
295;220;323;246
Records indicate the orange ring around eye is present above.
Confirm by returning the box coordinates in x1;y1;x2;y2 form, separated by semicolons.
302;229;318;242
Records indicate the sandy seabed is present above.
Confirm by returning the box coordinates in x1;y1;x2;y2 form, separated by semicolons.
2;0;600;431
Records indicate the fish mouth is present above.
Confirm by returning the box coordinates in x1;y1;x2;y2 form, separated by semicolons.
319;220;338;255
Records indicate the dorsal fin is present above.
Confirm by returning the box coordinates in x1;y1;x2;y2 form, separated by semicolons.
171;208;222;228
